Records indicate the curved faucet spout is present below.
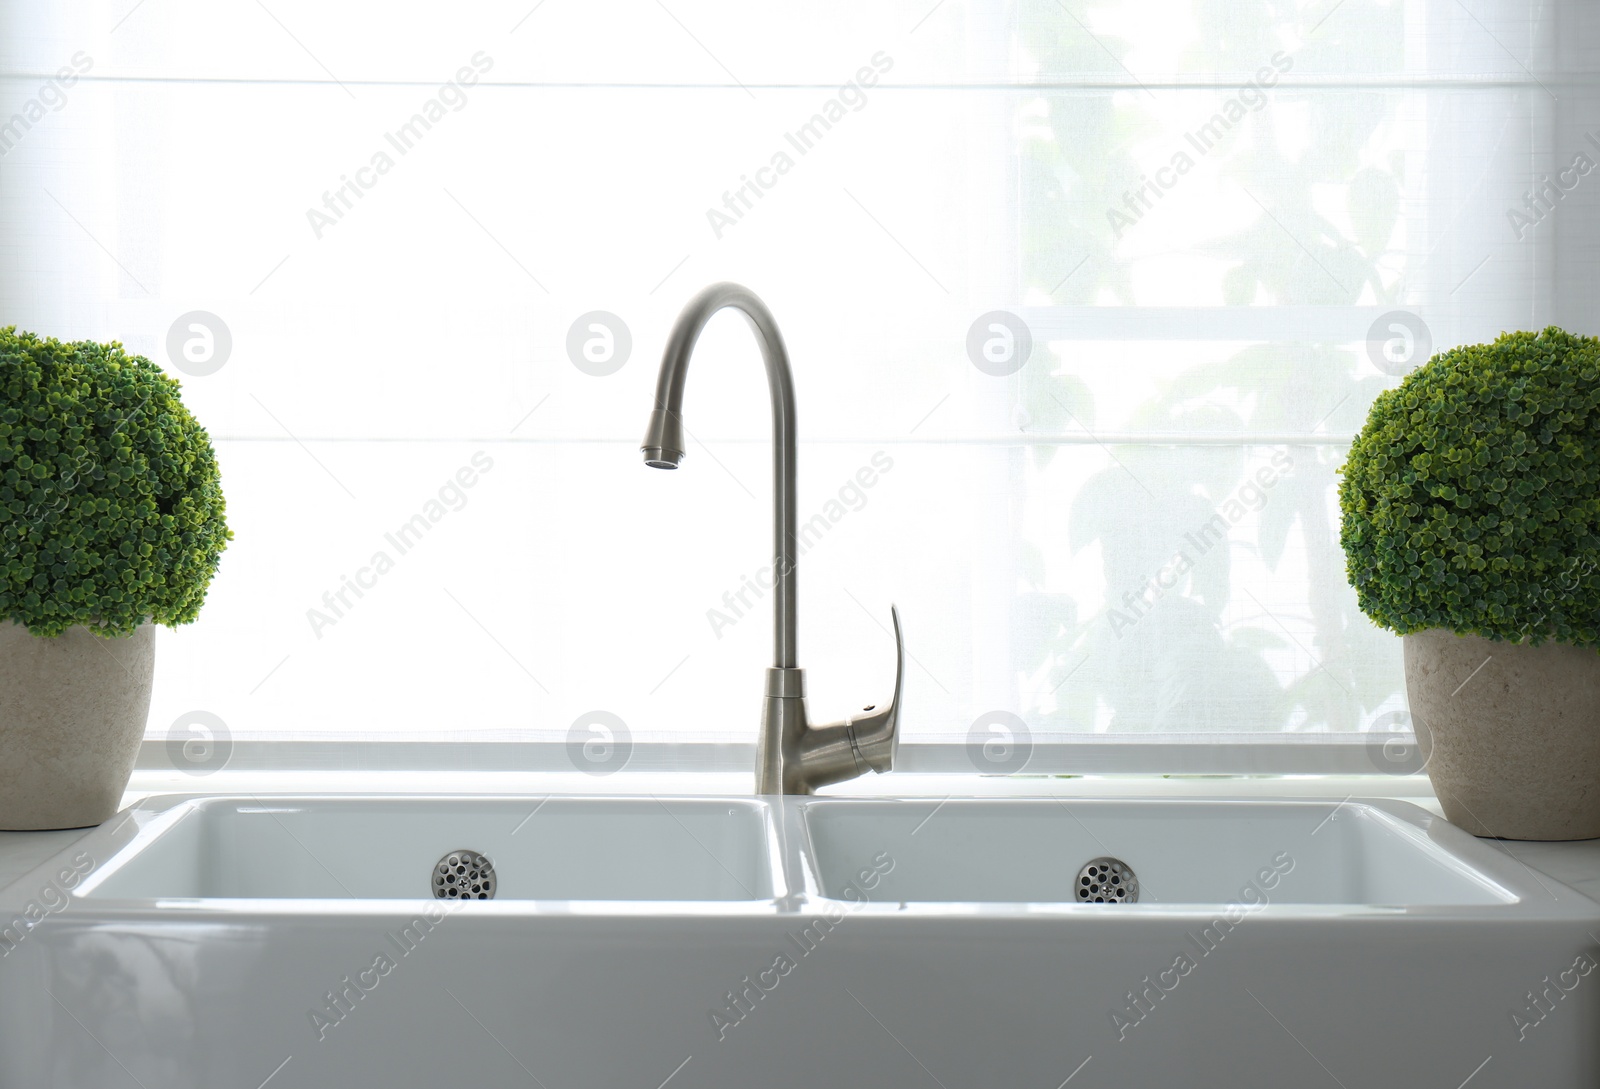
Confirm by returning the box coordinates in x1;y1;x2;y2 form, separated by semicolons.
642;283;901;795
641;282;798;669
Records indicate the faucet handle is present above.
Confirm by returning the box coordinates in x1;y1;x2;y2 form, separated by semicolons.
846;604;903;774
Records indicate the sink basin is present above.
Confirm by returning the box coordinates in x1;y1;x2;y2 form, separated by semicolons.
80;796;776;902
1;793;1596;1089
801;798;1515;905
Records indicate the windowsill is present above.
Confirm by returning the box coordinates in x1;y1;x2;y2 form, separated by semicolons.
122;766;1446;799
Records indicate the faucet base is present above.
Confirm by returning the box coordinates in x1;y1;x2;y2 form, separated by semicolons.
757;668;808;795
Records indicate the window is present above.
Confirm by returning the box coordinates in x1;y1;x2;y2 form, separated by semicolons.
2;0;1592;773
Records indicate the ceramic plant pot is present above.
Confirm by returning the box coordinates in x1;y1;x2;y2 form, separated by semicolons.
1405;628;1600;841
0;620;155;830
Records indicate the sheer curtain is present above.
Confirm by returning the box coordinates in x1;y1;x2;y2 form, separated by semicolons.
1;0;1595;768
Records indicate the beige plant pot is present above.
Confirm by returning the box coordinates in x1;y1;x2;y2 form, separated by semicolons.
1405;628;1600;841
0;620;154;830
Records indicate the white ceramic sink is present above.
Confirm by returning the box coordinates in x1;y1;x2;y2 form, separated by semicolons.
1;793;1596;1089
81;796;777;902
802;798;1516;905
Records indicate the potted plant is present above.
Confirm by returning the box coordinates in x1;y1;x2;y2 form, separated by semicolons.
1340;326;1600;841
0;328;229;830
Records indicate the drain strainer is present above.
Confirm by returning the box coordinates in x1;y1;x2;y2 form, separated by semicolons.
434;850;496;900
1076;856;1138;903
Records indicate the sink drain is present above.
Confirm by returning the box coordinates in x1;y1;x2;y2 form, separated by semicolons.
1076;857;1138;903
433;850;496;900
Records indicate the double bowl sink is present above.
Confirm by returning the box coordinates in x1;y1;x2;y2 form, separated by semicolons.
2;794;1597;1087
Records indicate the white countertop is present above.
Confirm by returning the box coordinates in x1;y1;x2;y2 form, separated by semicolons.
3;775;1598;901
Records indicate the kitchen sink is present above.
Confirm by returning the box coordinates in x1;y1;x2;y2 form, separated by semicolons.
1;793;1595;1089
800;797;1517;905
79;795;777;902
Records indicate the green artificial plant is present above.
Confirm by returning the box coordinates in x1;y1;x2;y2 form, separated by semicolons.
1339;327;1600;649
0;327;230;637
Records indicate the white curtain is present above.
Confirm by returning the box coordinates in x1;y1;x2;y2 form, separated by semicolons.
1;0;1594;752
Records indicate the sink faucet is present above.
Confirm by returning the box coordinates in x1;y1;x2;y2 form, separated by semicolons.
641;282;903;795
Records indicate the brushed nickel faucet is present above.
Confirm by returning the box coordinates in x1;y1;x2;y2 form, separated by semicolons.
641;282;902;795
